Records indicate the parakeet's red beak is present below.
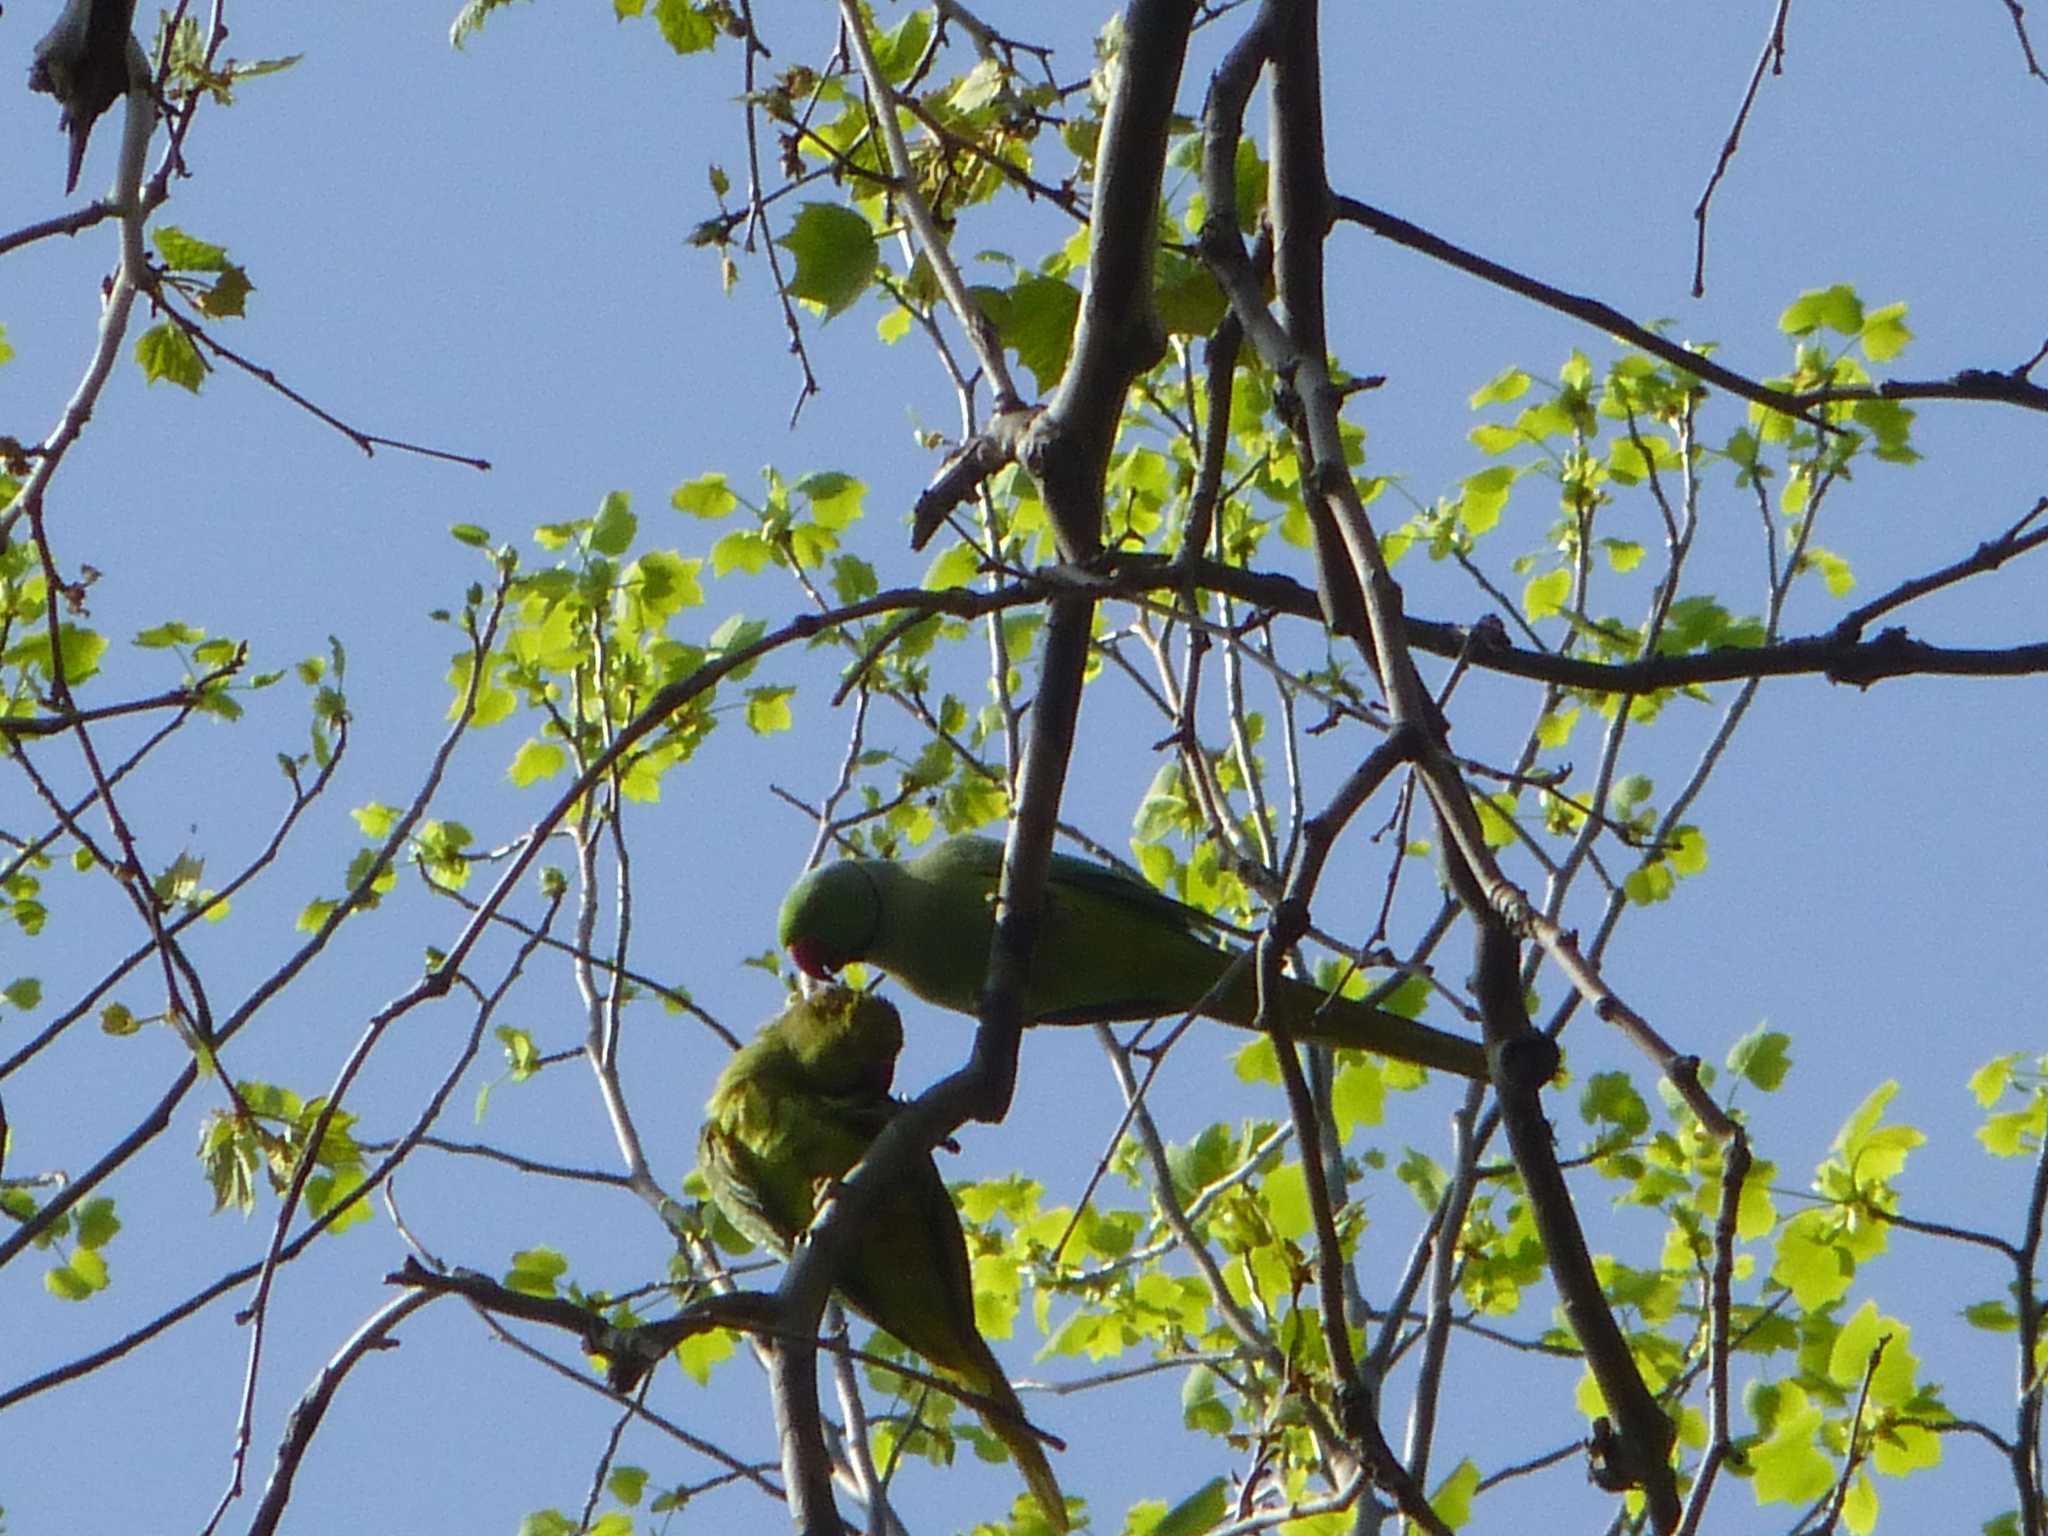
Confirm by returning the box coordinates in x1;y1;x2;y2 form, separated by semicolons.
788;937;840;980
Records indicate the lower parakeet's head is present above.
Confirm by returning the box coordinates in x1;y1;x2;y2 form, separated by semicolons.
777;860;881;980
776;985;903;1096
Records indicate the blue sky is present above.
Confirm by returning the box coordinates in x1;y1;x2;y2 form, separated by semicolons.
4;3;2047;1532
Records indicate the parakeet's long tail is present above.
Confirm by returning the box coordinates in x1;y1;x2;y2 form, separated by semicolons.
974;1375;1068;1533
1227;969;1490;1079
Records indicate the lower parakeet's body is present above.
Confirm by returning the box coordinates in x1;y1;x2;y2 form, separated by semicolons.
698;987;1068;1531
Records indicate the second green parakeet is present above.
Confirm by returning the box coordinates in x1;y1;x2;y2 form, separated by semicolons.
777;835;1488;1078
698;987;1069;1531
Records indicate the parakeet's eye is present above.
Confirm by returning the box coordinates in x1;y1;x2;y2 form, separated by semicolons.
787;936;841;979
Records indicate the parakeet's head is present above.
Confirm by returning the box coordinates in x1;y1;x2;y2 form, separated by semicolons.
781;985;903;1096
777;860;881;980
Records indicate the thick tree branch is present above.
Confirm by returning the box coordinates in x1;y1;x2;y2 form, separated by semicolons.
1025;0;1196;559
1473;924;1680;1532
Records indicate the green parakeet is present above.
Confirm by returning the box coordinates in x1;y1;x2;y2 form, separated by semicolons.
778;835;1488;1079
699;987;1069;1532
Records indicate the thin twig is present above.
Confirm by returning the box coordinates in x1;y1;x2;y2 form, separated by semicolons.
1691;0;1795;295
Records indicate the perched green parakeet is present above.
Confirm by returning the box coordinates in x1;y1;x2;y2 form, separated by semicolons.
778;835;1489;1079
698;987;1069;1532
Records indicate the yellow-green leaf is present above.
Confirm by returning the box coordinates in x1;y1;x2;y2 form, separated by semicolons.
507;739;567;787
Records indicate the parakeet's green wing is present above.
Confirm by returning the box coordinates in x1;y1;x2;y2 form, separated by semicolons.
892;836;1491;1077
907;836;1221;1023
918;835;1205;937
1044;845;1212;936
697;1119;798;1256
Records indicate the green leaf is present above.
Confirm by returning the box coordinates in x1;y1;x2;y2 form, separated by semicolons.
351;801;401;839
135;621;206;648
136;324;208;391
606;1466;648;1507
45;1260;99;1300
1154;248;1227;339
1601;537;1645;572
829;554;877;604
499;1025;540;1080
950;56;1007;112
1780;284;1864;337
196;265;253;320
779;203;877;319
1601;436;1658;487
2;976;40;1011
1829;1299;1892;1391
1624;861;1674;905
1536;706;1578;748
996;274;1080;394
1805;546;1855;597
1467;422;1524;454
744;686;794;734
1851;398;1918;463
1833;1080;1923;1182
628;550;704;616
1580;1071;1650;1135
651;0;716;53
1429;1458;1481;1528
1469;367;1532;408
1146;1477;1227;1536
507;739;567;787
1179;1366;1232;1436
1523;567;1571;621
1969;1055;2020;1107
75;1197;120;1250
796;470;864;529
1261;1160;1311;1241
711;528;776;576
152;226;230;271
590;492;637;556
1472;791;1519;850
153;851;205;907
1978;1106;2041;1158
1964;1300;2018;1332
1330;1058;1385;1137
307;1169;372;1232
1772;1208;1853;1309
672;473;738;518
7;623;109;686
1750;1382;1835;1504
1727;1027;1792;1091
1859;302;1912;362
674;1325;736;1385
922;540;982;591
505;1247;569;1298
870;8;931;81
1457;465;1515;534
